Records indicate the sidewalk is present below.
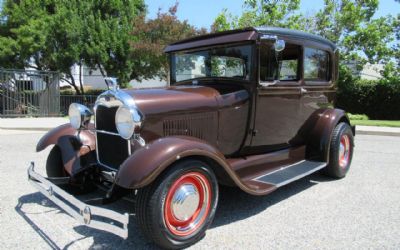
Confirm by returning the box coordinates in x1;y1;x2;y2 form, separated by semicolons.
1;117;400;136
355;125;400;137
0;117;69;131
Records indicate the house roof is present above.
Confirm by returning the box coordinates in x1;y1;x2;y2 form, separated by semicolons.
164;27;336;53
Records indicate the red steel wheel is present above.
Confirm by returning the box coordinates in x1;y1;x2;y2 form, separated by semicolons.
163;172;212;237
135;160;218;249
339;134;351;168
324;122;354;178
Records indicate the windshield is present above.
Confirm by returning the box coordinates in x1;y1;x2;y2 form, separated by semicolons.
170;44;253;83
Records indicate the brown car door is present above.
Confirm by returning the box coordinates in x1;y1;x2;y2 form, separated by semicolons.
251;42;336;152
251;42;304;151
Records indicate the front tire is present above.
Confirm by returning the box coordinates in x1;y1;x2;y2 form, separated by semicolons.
324;122;354;178
46;145;95;193
135;160;219;249
46;146;67;178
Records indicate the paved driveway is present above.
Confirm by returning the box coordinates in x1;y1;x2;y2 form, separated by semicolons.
0;130;399;249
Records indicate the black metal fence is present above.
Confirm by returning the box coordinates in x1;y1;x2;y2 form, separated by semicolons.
0;69;60;117
60;95;98;115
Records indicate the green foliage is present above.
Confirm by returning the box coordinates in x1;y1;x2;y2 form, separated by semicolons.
212;0;306;31
347;113;369;120
0;0;145;92
336;79;400;120
60;88;105;96
350;119;400;127
380;62;400;83
82;0;145;87
130;3;205;81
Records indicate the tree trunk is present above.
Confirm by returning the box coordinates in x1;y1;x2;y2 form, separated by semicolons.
66;71;81;95
97;62;108;89
79;62;85;99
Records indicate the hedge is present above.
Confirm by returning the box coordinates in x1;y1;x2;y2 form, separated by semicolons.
336;80;400;120
60;88;106;96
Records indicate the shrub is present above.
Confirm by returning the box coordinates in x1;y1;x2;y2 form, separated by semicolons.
60;88;106;96
336;79;400;120
347;113;369;120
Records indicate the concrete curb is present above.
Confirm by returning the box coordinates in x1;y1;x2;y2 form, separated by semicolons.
355;125;400;137
355;130;400;137
0;127;51;131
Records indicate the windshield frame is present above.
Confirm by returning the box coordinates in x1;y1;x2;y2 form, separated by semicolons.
169;42;256;85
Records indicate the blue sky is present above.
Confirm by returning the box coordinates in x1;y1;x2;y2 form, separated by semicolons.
146;0;400;29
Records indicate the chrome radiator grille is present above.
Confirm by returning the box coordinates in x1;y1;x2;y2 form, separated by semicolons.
95;105;129;169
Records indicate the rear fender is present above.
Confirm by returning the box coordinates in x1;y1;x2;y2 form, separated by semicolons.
307;108;351;162
115;136;257;194
36;123;96;175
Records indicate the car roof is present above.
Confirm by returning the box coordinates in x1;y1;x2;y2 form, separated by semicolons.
164;27;336;53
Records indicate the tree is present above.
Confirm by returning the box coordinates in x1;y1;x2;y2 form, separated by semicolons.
212;0;309;32
130;3;206;82
82;0;145;87
312;0;399;81
0;0;145;93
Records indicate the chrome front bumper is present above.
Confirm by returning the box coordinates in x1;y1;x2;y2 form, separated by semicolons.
27;162;129;239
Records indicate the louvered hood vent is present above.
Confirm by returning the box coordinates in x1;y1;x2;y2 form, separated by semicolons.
163;112;217;141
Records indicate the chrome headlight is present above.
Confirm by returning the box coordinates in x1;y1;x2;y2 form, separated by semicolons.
115;105;143;139
68;103;92;129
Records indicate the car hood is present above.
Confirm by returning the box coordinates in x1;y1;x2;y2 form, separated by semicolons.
122;85;220;116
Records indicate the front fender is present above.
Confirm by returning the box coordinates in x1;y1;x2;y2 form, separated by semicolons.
115;136;226;189
37;124;75;152
116;136;265;195
36;123;96;175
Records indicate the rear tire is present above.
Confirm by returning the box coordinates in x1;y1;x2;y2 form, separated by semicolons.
135;160;219;249
324;122;354;178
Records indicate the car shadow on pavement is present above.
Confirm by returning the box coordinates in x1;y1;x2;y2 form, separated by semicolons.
16;172;333;249
211;172;331;228
15;191;160;249
15;192;65;250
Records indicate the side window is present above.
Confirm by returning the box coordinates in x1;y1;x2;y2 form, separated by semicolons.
260;42;301;82
304;47;330;81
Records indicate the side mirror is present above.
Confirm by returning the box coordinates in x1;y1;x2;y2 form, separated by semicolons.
274;39;285;52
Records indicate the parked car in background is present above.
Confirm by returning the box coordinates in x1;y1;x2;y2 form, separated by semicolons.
28;27;355;249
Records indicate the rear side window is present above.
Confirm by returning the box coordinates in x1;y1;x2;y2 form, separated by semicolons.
304;48;330;81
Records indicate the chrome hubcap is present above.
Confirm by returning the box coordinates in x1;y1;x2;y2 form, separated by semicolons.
164;172;212;236
171;184;200;221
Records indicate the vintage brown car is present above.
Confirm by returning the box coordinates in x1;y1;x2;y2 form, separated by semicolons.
28;27;355;249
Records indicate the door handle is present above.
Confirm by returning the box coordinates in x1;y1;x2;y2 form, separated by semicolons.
300;87;308;94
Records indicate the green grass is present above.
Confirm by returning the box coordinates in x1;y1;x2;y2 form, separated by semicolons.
347;113;400;127
350;119;400;127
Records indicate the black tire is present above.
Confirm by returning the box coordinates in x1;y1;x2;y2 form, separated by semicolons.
135;160;219;249
46;146;67;178
324;122;354;178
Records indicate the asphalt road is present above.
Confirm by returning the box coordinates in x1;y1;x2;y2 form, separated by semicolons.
0;130;399;249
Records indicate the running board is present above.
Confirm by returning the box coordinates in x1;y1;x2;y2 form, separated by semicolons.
254;160;327;187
